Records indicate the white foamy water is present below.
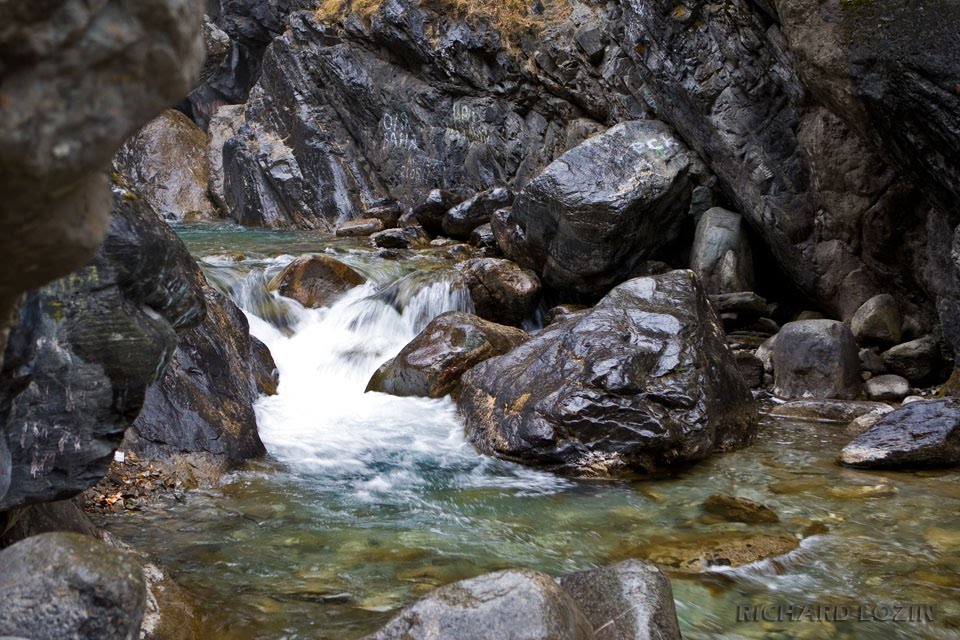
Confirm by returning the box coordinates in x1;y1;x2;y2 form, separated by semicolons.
229;264;572;505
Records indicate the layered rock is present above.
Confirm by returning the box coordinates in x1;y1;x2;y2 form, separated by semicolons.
0;187;206;511
367;312;528;398
458;271;757;475
498;120;694;297
114;109;218;222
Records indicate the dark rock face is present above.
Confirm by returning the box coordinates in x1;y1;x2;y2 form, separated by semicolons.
125;288;269;463
414;190;464;237
114;110;218;222
617;0;938;326
366;569;594;640
0;0;205;364
269;255;365;308
558;560;681;640
0;532;146;640
499;121;694;297
773;321;861;400
367;312;528;398
456;258;542;326
220;4;632;229
842;399;960;469
882;336;943;386
0;188;206;511
443;187;514;240
458;271;757;475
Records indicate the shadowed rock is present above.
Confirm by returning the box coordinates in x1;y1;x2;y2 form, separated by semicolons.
842;399;960;469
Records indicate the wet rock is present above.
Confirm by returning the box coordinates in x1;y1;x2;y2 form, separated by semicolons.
709;292;769;318
841;399;960;469
367;200;403;228
269;255;365;308
336;218;385;238
773;320;861;400
0;533;146;640
114;110;218;222
851;294;902;347
769;400;891;424
207;104;247;212
366;569;593;640
0;187;206;511
458;271;757;476
545;304;590;326
370;227;430;250
859;348;887;376
443;187;514;240
828;484;897;499
251;336;280;396
690;207;753;294
456;258;541;326
126;288;269;463
846;405;894;437
366;312;528;398
500;121;694;298
414;190;464;237
734;351;764;389
0;0;205;365
702;495;779;524
864;375;911;402
469;223;498;254
756;336;776;375
882;336;942;386
633;533;798;573
558;560;681;640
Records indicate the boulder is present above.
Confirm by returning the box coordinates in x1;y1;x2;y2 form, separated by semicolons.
114;109;218;222
773;320;861;400
0;0;204;366
370;227;430;250
366;200;403;228
882;336;942;385
365;569;593;640
0;533;146;640
366;312;529;398
458;271;757;475
414;189;464;237
0;187;206;511
336;218;385;237
269;255;365;308
842;399;960;469
500;121;694;297
851;294;902;347
689;207;753;294
558;560;681;640
847;405;895;436
863;375;911;402
442;187;514;240
709;292;769;318
125;288;270;463
859;348;887;375
469;223;498;254
702;495;779;524
456;258;541;326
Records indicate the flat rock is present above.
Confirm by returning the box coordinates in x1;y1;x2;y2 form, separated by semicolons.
841;399;960;469
633;533;799;573
769;400;891;424
702;495;779;524
336;218;385;237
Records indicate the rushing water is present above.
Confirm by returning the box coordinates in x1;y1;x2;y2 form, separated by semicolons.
97;225;960;640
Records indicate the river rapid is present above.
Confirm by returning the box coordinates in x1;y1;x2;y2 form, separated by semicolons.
95;225;960;640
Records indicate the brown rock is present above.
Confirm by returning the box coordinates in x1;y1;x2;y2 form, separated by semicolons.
702;495;780;524
270;255;365;308
632;533;799;573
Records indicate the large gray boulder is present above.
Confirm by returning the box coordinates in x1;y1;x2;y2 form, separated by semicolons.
882;336;943;386
842;399;960;469
365;569;594;640
0;533;146;640
0;186;206;511
114;109;218;222
458;271;757;475
689;207;753;295
0;0;205;364
499;121;694;297
851;294;902;347
367;312;528;398
773;320;861;400
559;560;681;640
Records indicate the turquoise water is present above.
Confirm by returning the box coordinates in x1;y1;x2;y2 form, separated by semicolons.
94;225;960;639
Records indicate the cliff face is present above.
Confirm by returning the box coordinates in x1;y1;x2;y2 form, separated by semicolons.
206;0;959;346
